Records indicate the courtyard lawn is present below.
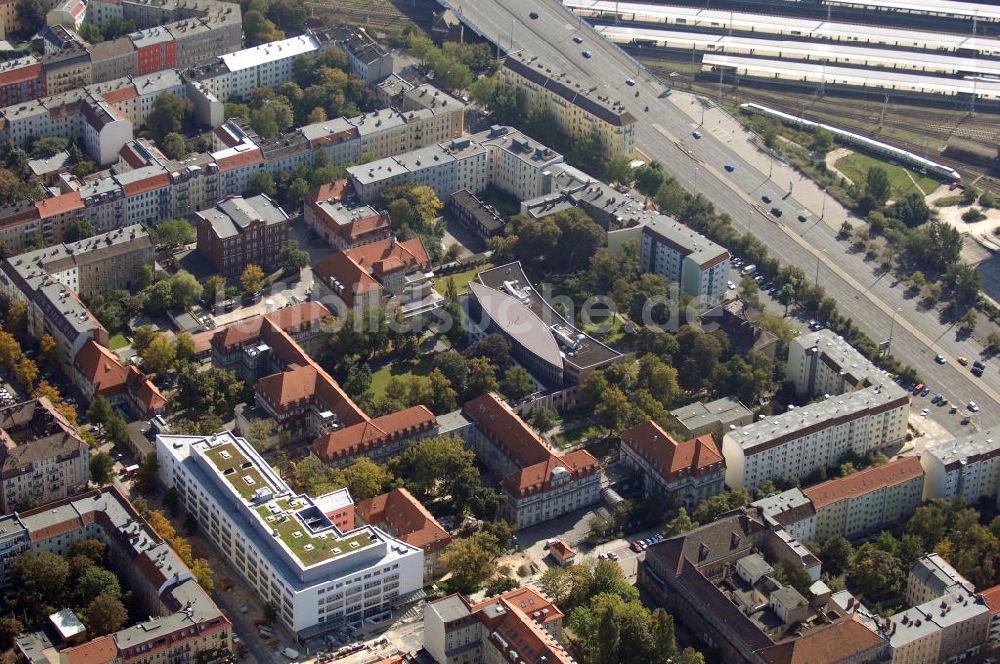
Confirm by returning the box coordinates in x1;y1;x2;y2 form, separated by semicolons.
434;262;494;296
581;313;627;347
553;423;603;449
370;355;436;399
109;334;129;351
834;152;942;199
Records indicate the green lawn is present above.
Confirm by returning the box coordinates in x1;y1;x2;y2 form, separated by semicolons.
370;355;436;399
109;334;129;351
553;423;603;449
581;313;627;347
434;262;494;296
834;152;942;199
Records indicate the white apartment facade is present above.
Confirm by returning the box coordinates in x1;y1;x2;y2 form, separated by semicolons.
802;456;924;542
156;431;423;636
636;216;730;307
722;387;910;491
787;329;891;398
921;428;1000;504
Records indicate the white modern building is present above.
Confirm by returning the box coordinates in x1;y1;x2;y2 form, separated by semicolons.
200;34;321;101
156;431;423;636
786;329;892;398
921;428;1000;504
722;386;910;491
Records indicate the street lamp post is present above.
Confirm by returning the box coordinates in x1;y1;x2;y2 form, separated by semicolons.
820;188;827;220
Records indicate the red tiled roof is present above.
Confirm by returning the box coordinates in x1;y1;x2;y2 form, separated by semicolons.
348;237;430;275
313;251;382;306
355;487;451;554
101;85;137;105
75;340;128;396
980;584;1000;615
122;172;170;197
0;62;41;87
471;587;563;625
215;148;263;172
548;539;574;561
60;634;119;664
310;405;436;461
35;191;83;219
465;393;599;497
309;179;349;203
621;420;725;482
756;617;885;664
257;364;317;410
803;457;923;511
345;213;390;240
125;365;166;415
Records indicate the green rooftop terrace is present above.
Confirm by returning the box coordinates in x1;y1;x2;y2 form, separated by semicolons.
204;441;274;501
255;501;378;567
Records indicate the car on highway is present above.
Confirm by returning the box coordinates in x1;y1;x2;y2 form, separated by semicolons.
935;354;947;364
626;78;636;86
582;50;592;58
798;212;809;222
969;401;980;412
724;163;735;172
958;356;969;365
529;11;538;19
761;194;772;204
770;207;783;217
573;35;583;43
692;130;701;139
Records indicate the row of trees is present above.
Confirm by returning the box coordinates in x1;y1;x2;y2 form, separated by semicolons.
406;30;497;91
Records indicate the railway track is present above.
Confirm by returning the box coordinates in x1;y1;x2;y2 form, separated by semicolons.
645;60;1000;193
303;0;422;31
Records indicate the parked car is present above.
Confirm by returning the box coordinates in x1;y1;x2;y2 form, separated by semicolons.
692;130;701;139
958;356;969;366
969;401;980;412
935;354;946;364
921;387;931;397
582;50;592;58
529;10;538;18
913;383;924;394
761;194;772;204
724;163;735;172
770;207;783;217
573;35;583;43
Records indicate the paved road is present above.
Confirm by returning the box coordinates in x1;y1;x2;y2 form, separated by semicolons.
446;0;1000;432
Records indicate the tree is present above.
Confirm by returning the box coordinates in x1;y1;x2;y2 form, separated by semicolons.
679;648;706;664
241;263;265;294
243;9;284;45
0;616;23;650
145;94;193;143
466;357;500;397
131;325;157;353
135;453;159;492
603;155;633;185
810;127;834;154
279;240;310;274
249;98;294;138
635;354;679;408
328;457;393;501
69;538;106;565
500;365;535;401
0;330;19;371
89;452;115;485
104;413;129;447
633;161;666;196
778;284;795;316
144;280;174;316
440;531;501;593
142;334;177;375
15;0;44;33
174;331;196;363
38;333;59;372
14;552;70;613
865;166;891;206
595;386;634;434
7;299;27;337
169;270;203;310
191;558;214;591
77;566;121;604
821;536;854;576
247;171;277;198
850;547;903;597
64;218;97;242
663;507;696;538
15;356;37;390
160;132;187;160
203;275;227;305
152;218;195;249
528;407;558;433
485;575;519;597
86;593;128;636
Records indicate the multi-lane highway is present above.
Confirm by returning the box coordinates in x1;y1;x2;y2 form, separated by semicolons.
443;0;1000;433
